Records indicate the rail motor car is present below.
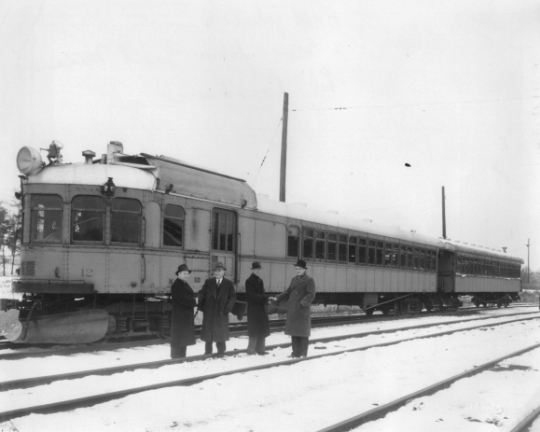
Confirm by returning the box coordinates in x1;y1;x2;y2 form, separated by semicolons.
3;141;522;344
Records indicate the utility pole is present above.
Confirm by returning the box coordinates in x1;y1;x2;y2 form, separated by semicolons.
526;239;530;284
442;186;446;239
279;92;289;203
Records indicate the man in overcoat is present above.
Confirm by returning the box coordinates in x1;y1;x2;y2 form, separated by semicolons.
170;264;196;359
271;260;316;358
245;261;270;355
198;262;236;357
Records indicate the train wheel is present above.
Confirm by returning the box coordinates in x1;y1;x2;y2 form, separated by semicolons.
497;302;502;308
365;308;374;317
482;303;487;308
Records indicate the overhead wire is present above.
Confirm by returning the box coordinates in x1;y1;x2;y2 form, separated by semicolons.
290;95;540;112
252;117;283;185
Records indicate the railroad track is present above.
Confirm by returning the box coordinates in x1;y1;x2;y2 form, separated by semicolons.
2;310;539;391
1;312;539;423
1;304;536;360
316;342;540;432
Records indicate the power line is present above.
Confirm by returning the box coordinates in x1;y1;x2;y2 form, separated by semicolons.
291;95;540;113
252;117;283;185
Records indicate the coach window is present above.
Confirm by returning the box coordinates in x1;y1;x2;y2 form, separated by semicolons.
384;243;391;266
315;231;326;259
390;244;399;267
407;247;414;268
358;239;367;265
400;245;407;267
287;226;300;257
338;235;347;262
368;241;376;265
212;209;236;252
303;229;314;259
431;250;437;270
163;204;184;248
420;249;426;270
30;194;63;243
71;196;106;243
328;234;337;261
111;198;141;244
376;242;384;266
348;237;357;264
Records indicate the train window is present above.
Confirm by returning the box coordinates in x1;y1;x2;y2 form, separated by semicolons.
30;194;63;243
338;236;347;262
163;204;185;248
431;250;437;270
303;229;314;259
71;196;106;243
287;226;300;257
368;240;376;265
407;247;414;268
212;209;236;252
376;242;384;265
348;237;357;263
358;239;367;265
390;244;399;267
315;231;326;259
111;198;141;244
328;234;337;261
400;245;407;267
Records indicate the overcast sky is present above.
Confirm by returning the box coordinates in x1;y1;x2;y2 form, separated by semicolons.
1;0;539;269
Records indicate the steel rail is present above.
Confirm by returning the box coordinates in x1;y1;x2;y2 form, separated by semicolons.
0;307;537;361
316;342;540;432
1;311;539;392
508;406;540;432
2;312;540;392
0;315;538;423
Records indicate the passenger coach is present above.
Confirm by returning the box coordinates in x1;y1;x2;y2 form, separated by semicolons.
4;141;522;344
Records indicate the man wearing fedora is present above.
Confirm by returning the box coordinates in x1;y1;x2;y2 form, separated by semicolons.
271;260;316;358
245;262;270;355
170;264;197;359
198;262;237;357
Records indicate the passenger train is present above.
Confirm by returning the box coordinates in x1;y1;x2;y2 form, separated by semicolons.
3;141;522;344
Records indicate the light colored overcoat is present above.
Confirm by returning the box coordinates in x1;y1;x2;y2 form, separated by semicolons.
276;273;316;337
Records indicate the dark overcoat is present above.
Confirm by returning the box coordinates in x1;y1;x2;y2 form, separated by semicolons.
198;277;236;343
276;273;316;337
245;273;270;338
170;278;196;347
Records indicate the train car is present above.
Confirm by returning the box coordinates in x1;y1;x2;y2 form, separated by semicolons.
3;141;522;344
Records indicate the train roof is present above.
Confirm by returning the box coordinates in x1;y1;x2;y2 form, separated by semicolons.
22;144;257;209
255;195;522;262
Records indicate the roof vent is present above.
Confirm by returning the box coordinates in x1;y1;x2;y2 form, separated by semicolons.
82;150;96;164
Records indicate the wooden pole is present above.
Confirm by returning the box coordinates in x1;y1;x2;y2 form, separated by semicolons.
279;93;289;202
442;186;446;239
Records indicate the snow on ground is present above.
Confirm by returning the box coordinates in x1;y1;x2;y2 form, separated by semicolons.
356;348;540;432
0;310;539;432
1;307;538;382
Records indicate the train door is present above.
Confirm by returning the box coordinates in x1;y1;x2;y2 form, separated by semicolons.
211;208;238;283
437;250;455;293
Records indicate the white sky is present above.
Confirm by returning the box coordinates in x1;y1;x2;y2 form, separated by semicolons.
1;1;539;269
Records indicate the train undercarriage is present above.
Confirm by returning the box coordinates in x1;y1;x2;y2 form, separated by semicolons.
1;290;521;344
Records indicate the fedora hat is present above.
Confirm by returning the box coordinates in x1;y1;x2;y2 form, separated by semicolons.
251;261;262;270
294;259;307;269
175;264;191;275
213;261;227;271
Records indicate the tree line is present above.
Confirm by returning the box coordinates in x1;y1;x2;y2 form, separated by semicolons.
0;201;21;276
